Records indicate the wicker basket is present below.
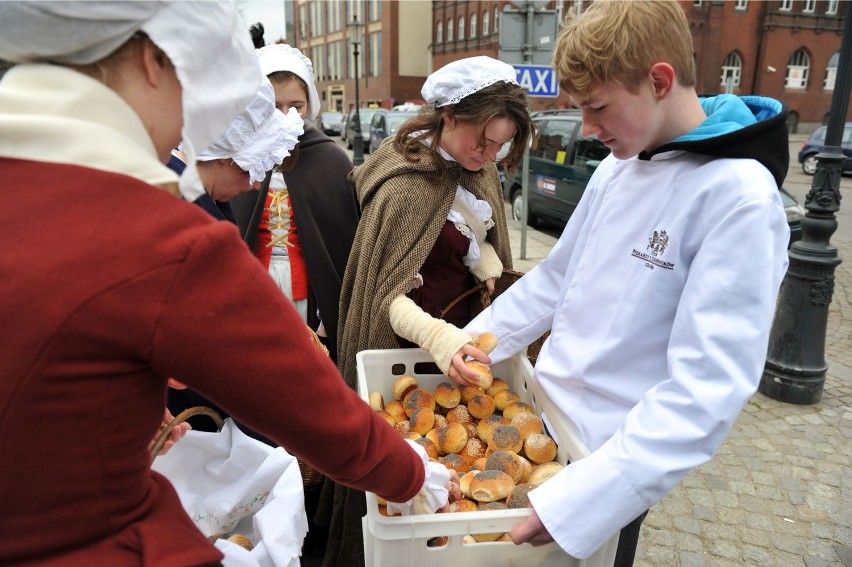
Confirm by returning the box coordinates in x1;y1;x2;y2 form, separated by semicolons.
440;269;549;365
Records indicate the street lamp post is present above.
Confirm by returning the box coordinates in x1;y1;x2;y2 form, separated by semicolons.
348;16;365;166
759;9;851;404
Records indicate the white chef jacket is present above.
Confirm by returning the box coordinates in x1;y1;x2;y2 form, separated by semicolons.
466;150;790;558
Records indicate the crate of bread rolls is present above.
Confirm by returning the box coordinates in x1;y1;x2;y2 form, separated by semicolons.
357;347;618;567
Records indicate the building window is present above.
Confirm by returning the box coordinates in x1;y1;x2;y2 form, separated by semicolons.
330;41;343;82
803;0;815;13
436;21;443;44
734;0;747;11
494;6;499;32
447;18;454;42
310;0;323;36
311;45;326;82
785;49;810;89
328;1;342;33
824;51;839;90
348;0;362;23
720;52;742;90
299;4;309;39
826;0;838;14
470;14;477;38
573;1;583;16
482;10;490;35
694;0;703;6
369;0;382;21
459;16;465;40
370;31;382;77
779;0;792;11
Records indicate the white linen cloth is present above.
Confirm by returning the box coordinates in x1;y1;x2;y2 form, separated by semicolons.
152;419;308;567
466;150;790;558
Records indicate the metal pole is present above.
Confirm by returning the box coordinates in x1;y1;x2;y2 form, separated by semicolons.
759;7;851;404
352;35;364;166
519;1;535;260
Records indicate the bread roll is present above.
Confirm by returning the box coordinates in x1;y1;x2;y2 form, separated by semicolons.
403;388;436;417
393;420;411;436
488;424;524;454
472;501;508;542
409;407;435;435
527;461;564;487
469;470;515;503
511;412;544;440
493;389;521;411
463;360;493;390
506;482;535;509
524;433;558;464
445;404;473;425
459;470;479;498
377;411;396;426
460;420;479;440
475;332;498;354
476;414;510;447
428;422;468;455
439;452;470;474
471;456;488;472
427;536;448;547
369;391;384;411
518;454;533;483
485;377;509;397
433;413;448;429
467;393;496;420
414;436;439;459
434;381;462;409
459;437;488;465
502;401;533;421
392;374;418;401
384;400;408;423
484;450;526;483
448;499;479;513
403;431;422;442
459;384;485;404
226;534;254;551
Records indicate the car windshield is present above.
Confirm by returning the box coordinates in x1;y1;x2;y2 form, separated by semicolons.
387;113;417;134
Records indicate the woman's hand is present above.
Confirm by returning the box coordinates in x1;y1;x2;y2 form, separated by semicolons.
438;470;462;512
149;407;191;457
447;343;492;386
509;509;554;546
484;276;496;295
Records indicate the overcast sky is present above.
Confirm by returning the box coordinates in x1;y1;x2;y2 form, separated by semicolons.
235;1;288;45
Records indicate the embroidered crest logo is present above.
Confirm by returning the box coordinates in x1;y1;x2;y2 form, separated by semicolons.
647;230;669;256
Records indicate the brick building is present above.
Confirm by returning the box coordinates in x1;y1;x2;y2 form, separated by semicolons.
294;0;849;132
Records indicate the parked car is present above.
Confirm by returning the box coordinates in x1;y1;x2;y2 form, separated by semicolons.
504;110;806;248
345;107;382;152
368;108;420;153
339;113;348;142
318;111;344;136
797;121;852;175
502;109;609;228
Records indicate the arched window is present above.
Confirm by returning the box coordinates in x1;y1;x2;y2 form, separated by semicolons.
458;16;465;40
785;49;809;89
482;10;490;36
494;5;499;32
447;18;454;42
720;51;742;90
436;21;443;44
824;51;839;90
470;14;477;38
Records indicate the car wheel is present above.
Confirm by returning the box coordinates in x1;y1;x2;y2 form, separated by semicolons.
512;191;538;228
802;154;818;175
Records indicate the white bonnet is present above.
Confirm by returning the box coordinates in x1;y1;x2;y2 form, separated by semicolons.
422;56;519;108
0;1;264;202
256;43;321;120
198;80;304;185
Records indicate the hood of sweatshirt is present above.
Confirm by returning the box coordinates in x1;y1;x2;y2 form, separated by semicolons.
640;94;789;189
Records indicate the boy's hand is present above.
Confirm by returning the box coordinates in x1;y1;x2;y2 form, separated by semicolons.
509;509;554;546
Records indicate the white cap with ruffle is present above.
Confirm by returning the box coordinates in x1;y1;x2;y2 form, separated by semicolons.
256;43;321;120
421;56;519;108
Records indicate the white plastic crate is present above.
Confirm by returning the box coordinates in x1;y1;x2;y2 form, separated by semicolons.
357;348;618;567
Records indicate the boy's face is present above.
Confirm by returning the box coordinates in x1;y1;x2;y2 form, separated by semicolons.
571;80;664;159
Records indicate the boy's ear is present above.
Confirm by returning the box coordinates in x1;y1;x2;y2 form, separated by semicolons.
649;62;676;100
140;38;169;88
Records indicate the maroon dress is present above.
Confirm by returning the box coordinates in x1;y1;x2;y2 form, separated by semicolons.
406;220;475;329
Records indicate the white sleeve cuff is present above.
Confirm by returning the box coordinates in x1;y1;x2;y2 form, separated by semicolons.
386;440;450;516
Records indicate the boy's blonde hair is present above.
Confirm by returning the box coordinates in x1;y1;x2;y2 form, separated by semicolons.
553;0;696;98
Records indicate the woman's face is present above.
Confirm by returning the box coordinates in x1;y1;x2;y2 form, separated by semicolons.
199;159;260;202
439;114;517;172
270;76;309;120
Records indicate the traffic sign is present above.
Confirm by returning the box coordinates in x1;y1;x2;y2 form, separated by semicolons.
513;64;559;98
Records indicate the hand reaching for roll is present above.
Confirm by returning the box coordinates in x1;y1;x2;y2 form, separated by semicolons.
448;332;498;387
